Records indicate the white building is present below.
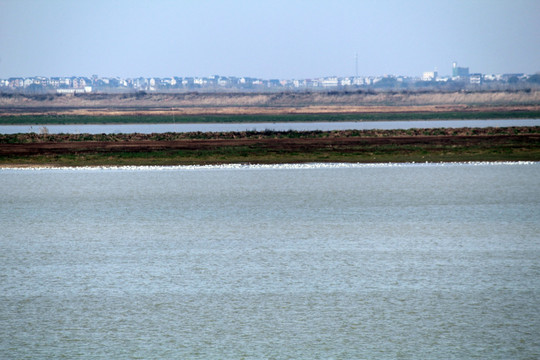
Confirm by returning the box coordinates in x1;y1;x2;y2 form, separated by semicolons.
422;71;438;81
469;74;483;84
322;77;339;87
352;77;365;86
340;77;352;86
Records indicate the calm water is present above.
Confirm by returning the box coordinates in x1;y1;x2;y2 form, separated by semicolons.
1;163;539;359
1;119;540;134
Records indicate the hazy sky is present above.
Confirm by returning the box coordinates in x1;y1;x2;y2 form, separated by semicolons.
1;0;539;79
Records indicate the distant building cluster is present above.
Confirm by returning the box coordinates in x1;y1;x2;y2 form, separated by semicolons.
1;63;539;93
419;61;538;87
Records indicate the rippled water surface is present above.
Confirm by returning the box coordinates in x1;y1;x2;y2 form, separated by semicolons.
1;163;539;359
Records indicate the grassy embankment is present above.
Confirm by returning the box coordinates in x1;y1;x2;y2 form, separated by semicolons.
1;127;539;166
2;111;540;125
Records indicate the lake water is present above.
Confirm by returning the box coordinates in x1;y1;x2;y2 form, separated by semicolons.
1;162;539;359
1;119;540;134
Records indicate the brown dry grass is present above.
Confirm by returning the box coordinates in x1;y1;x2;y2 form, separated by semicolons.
1;90;539;114
3;104;540;117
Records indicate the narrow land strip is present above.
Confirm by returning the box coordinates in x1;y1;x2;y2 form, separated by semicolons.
1;127;539;167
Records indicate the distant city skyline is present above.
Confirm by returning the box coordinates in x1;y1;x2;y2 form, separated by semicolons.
4;70;538;94
1;0;539;79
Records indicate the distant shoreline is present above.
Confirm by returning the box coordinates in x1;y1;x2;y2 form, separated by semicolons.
1;127;538;167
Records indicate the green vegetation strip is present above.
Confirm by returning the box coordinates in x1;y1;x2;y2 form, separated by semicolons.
2;111;540;125
2;126;539;143
2;144;539;167
1;127;539;166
